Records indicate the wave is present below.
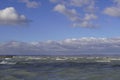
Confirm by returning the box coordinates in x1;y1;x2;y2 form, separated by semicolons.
0;60;16;65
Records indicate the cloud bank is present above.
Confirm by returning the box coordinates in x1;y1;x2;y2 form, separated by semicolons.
0;7;29;25
1;37;120;55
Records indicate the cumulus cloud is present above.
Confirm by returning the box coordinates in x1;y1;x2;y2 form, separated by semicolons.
1;38;120;55
20;0;40;8
70;0;91;7
104;0;120;17
54;4;80;22
69;0;96;12
0;7;29;25
84;14;97;21
104;7;120;17
50;0;96;11
76;13;97;28
50;0;98;28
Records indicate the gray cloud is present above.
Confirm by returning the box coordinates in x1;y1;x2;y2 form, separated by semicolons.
50;0;98;28
0;7;29;25
1;37;120;55
20;0;40;8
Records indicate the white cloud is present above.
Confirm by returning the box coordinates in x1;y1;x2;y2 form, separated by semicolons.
1;38;120;55
76;13;98;27
0;7;29;25
69;0;96;12
51;0;98;28
74;21;94;28
104;7;120;17
20;0;40;8
104;0;120;17
54;4;80;21
54;4;97;28
70;0;91;7
84;14;97;21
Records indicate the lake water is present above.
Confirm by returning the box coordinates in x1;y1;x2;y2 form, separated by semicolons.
0;56;120;80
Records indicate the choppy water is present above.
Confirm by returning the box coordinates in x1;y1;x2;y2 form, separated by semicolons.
1;56;120;80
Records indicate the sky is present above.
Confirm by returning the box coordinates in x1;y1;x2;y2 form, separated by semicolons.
0;0;120;55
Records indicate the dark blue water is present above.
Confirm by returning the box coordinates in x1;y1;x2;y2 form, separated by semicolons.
1;61;120;80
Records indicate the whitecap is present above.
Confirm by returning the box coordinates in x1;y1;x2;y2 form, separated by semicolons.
0;60;16;65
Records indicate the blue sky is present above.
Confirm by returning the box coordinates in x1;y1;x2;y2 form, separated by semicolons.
1;0;120;55
0;0;120;42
